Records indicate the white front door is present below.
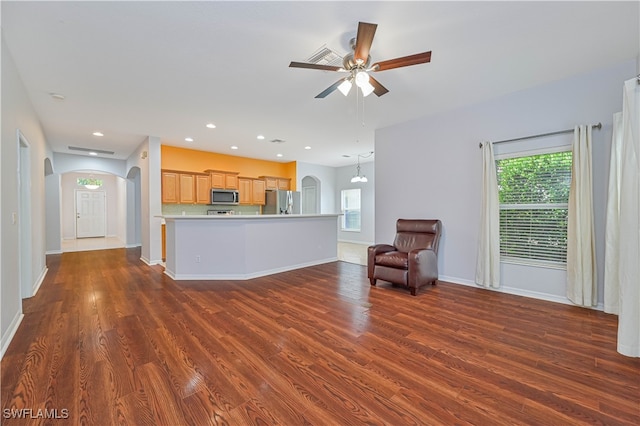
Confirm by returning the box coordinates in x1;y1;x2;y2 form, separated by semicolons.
76;190;106;238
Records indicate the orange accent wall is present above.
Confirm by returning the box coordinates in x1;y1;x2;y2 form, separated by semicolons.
161;145;297;189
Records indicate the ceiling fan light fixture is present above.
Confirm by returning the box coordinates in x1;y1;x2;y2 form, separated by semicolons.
354;70;370;88
360;80;375;97
338;79;353;96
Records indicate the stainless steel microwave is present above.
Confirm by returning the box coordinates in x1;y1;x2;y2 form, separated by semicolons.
210;189;239;205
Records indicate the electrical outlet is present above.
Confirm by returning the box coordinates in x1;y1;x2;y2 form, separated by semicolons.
195;255;201;263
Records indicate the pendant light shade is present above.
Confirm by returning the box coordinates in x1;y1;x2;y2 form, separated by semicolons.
355;70;370;87
360;81;375;97
338;78;353;96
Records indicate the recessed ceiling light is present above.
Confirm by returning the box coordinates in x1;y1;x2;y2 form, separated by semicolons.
49;93;65;101
185;137;194;142
230;146;238;150
276;153;283;158
92;131;104;137
304;146;311;150
257;135;265;140
89;152;98;156
206;123;216;129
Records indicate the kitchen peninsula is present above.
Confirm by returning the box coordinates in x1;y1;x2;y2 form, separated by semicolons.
163;214;340;280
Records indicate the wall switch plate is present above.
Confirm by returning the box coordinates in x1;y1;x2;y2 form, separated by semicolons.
195;255;201;263
12;212;17;224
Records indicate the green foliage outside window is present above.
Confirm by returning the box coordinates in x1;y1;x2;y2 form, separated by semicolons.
496;151;572;265
77;177;103;188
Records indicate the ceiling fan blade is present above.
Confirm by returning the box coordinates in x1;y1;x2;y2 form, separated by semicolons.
371;51;432;72
289;61;343;72
368;76;389;97
315;78;347;99
354;22;377;63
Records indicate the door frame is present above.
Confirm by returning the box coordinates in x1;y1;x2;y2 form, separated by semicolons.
17;130;33;298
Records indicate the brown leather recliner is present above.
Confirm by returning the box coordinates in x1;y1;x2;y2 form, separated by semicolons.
368;219;442;296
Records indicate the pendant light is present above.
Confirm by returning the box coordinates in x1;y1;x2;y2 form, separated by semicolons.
350;152;373;183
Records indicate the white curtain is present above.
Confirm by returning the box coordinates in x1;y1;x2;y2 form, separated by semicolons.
475;142;500;288
608;78;640;357
604;112;623;314
566;125;597;307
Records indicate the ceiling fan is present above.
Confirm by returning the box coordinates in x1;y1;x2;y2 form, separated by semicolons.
289;21;432;99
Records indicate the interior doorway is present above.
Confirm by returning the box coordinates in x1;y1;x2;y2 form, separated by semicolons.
301;175;321;214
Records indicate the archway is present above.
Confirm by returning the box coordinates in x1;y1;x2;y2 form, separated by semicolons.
301;175;321;214
59;169;127;252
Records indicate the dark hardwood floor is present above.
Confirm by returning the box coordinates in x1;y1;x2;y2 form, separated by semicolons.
2;248;639;425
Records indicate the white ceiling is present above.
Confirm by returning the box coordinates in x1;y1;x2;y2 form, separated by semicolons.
2;1;638;167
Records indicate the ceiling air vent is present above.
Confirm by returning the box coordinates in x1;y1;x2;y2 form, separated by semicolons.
269;139;286;144
68;146;115;155
306;45;343;67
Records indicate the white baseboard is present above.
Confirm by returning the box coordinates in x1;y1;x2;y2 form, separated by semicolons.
1;311;24;360
438;274;604;311
45;249;63;255
165;257;339;281
338;239;374;246
31;267;48;297
125;243;141;248
140;256;162;266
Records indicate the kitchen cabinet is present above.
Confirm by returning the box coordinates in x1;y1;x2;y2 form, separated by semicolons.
252;179;266;205
208;170;239;190
195;174;211;204
261;176;291;191
179;173;196;204
277;178;290;190
238;177;265;205
162;171;180;203
238;177;252;204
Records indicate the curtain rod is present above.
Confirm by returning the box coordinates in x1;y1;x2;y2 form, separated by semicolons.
479;122;602;149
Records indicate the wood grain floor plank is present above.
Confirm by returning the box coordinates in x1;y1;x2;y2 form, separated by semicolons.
1;248;638;425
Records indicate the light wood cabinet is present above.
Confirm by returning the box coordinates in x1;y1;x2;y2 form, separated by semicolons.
252;179;266;205
277;178;290;190
261;176;291;191
195;174;211;204
162;171;180;203
179;174;196;204
208;170;239;190
238;177;252;204
263;176;278;190
238;177;266;205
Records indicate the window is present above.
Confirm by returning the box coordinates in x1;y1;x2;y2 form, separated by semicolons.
341;188;361;232
77;177;103;189
496;149;572;267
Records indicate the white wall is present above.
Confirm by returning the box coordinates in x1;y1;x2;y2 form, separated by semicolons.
375;59;636;305
335;161;375;245
116;176;127;242
296;162;337;214
1;37;51;356
52;152;127;177
45;173;62;253
126;137;162;265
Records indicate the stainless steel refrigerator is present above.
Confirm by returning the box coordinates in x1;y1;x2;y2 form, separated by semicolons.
264;190;301;215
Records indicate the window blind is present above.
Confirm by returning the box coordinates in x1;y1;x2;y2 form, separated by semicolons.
497;151;572;266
